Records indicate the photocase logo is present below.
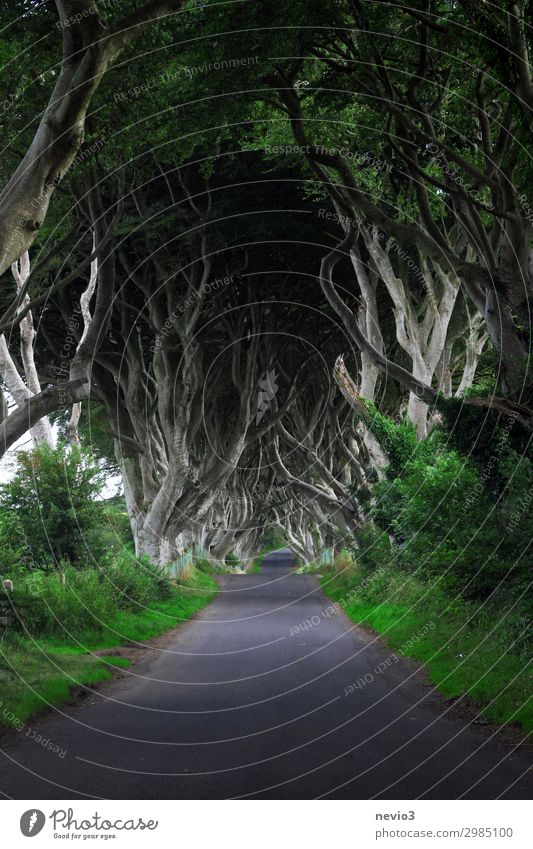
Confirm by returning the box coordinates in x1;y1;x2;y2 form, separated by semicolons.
255;369;279;424
20;809;46;837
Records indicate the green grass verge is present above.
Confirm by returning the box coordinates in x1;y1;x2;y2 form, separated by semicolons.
321;565;532;734
295;559;323;574
0;567;217;730
248;547;271;573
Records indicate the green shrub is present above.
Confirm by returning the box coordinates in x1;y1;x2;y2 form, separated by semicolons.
332;549;356;574
195;558;213;572
0;553;174;638
100;501;135;552
0;444;108;571
0;566;113;636
225;550;240;570
354;408;533;599
377;443;531;597
101;551;173;607
353;524;394;574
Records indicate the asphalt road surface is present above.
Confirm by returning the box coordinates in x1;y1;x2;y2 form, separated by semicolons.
0;550;531;799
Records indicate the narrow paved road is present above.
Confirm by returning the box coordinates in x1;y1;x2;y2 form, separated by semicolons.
0;550;530;799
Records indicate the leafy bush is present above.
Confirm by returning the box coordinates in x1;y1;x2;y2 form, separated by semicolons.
101;551;173;607
353;524;394;574
225;550;240;570
259;525;286;550
332;549;356;574
195;558;214;573
0;552;174;638
101;501;135;552
358;411;533;599
361;400;418;477
380;444;531;597
0;444;108;571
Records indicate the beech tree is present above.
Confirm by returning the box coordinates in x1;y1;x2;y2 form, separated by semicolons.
0;168;122;455
0;0;184;275
40;168;324;563
1;0;531;575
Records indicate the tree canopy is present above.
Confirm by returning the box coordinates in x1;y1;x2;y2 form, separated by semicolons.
0;0;531;591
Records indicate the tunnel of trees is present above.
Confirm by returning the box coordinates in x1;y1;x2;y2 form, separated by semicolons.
0;0;531;608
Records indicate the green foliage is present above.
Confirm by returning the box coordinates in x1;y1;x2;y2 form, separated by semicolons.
0;633;131;731
55;402;122;478
195;558;216;573
195;557;232;574
361;400;419;478
0;567;217;729
225;550;240;570
101;500;134;550
100;551;174;606
353;524;394;575
0;552;175;638
259;525;286;550
248;554;264;574
355;409;532;599
322;565;532;732
437;395;533;468
0;445;108;571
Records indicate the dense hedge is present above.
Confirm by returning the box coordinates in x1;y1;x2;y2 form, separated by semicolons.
355;404;533;600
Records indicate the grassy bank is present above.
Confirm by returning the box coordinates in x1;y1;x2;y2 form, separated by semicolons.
321;559;532;734
0;567;217;730
248;547;271;573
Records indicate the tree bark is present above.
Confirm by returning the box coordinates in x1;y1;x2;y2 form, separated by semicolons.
0;0;184;275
